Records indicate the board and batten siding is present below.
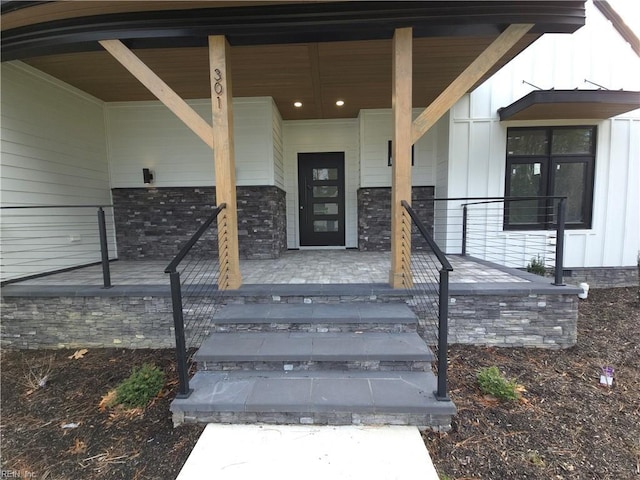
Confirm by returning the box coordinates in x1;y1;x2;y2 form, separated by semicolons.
107;97;279;188
358;109;439;188
444;0;640;268
283;119;359;249
0;62;112;282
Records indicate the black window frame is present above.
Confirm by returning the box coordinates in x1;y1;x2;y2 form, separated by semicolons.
504;126;596;230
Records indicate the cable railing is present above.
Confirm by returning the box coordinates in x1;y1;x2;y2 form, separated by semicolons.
433;196;567;285
0;205;116;287
164;203;226;398
402;200;452;402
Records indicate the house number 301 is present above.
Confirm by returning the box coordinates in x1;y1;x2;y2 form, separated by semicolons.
214;68;223;108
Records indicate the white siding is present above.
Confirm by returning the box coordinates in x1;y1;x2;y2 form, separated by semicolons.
0;62;111;281
107;97;276;188
272;99;285;189
445;0;640;268
283;119;359;248
359;109;437;187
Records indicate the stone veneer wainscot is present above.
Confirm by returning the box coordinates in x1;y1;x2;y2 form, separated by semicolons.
112;186;286;260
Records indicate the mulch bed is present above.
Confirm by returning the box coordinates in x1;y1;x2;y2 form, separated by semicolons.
1;287;638;479
425;286;640;479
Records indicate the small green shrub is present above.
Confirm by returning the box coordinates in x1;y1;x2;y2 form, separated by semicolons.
477;366;519;402
114;364;165;409
526;255;546;276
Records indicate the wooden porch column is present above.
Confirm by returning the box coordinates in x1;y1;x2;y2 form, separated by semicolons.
209;36;242;290
389;27;413;289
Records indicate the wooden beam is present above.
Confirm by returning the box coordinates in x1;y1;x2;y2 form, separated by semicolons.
209;35;242;290
389;27;413;289
411;24;533;144
99;39;214;149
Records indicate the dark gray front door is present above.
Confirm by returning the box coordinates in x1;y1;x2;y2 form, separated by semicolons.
298;152;345;246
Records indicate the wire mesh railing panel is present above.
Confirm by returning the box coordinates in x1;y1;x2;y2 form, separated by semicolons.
408;234;442;349
165;204;225;397
177;229;221;350
402;200;452;400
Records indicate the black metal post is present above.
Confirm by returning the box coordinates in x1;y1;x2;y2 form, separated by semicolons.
97;207;112;289
169;271;192;398
553;198;566;286
435;268;450;401
461;205;468;256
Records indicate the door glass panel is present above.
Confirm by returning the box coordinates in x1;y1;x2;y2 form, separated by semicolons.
552;128;594;154
554;162;586;223
508;162;544;224
313;168;338;181
313;203;339;215
313;186;338;198
313;220;339;232
507;129;548;156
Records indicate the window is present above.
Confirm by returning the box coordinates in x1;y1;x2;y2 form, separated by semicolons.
505;126;596;230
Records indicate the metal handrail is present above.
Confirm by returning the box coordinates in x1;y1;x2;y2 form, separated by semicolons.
402;200;451;401
164;203;226;398
164;203;226;274
456;195;567;207
0;204;114;209
1;204;114;287
401;200;452;272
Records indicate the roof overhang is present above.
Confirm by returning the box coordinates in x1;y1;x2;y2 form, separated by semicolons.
0;1;588;120
498;89;640;121
1;1;586;60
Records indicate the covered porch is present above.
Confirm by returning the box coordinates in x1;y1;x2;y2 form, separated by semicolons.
1;1;586;428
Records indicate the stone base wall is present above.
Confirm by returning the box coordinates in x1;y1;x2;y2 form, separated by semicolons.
112;186;286;261
357;187;434;251
1;295;175;349
564;266;638;288
447;293;578;348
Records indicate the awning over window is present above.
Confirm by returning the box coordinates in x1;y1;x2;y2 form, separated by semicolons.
498;89;640;121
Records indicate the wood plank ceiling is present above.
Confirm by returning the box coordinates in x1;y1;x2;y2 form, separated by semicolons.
21;35;536;120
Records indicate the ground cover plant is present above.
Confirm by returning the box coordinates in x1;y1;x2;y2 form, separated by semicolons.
1;287;638;479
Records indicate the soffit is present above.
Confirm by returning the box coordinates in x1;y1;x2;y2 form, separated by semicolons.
22;35;537;120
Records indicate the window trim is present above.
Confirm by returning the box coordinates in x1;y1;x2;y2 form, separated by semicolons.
504;126;596;230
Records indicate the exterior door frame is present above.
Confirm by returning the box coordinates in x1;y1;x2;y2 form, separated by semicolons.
297;152;346;247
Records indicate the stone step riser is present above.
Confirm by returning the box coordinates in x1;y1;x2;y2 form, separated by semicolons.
199;360;432;372
222;296;410;305
173;410;452;430
212;323;417;334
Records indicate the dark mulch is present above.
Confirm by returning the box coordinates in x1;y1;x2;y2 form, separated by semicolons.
0;348;203;479
425;286;640;479
1;287;638;479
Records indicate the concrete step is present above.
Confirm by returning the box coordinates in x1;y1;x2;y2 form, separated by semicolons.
170;370;456;428
212;303;417;333
194;332;434;371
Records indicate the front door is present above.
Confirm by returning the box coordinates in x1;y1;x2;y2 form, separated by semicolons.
298;152;345;246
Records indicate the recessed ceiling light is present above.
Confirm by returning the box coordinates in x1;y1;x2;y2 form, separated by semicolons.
294;101;303;108
336;100;345;107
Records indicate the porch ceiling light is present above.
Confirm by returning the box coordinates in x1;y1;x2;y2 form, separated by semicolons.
336;100;345;107
143;168;154;184
294;101;302;108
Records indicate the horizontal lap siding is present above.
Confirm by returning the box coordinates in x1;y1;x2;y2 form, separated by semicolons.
0;62;111;282
106;97;276;188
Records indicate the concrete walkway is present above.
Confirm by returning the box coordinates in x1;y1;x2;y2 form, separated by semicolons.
176;424;440;480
